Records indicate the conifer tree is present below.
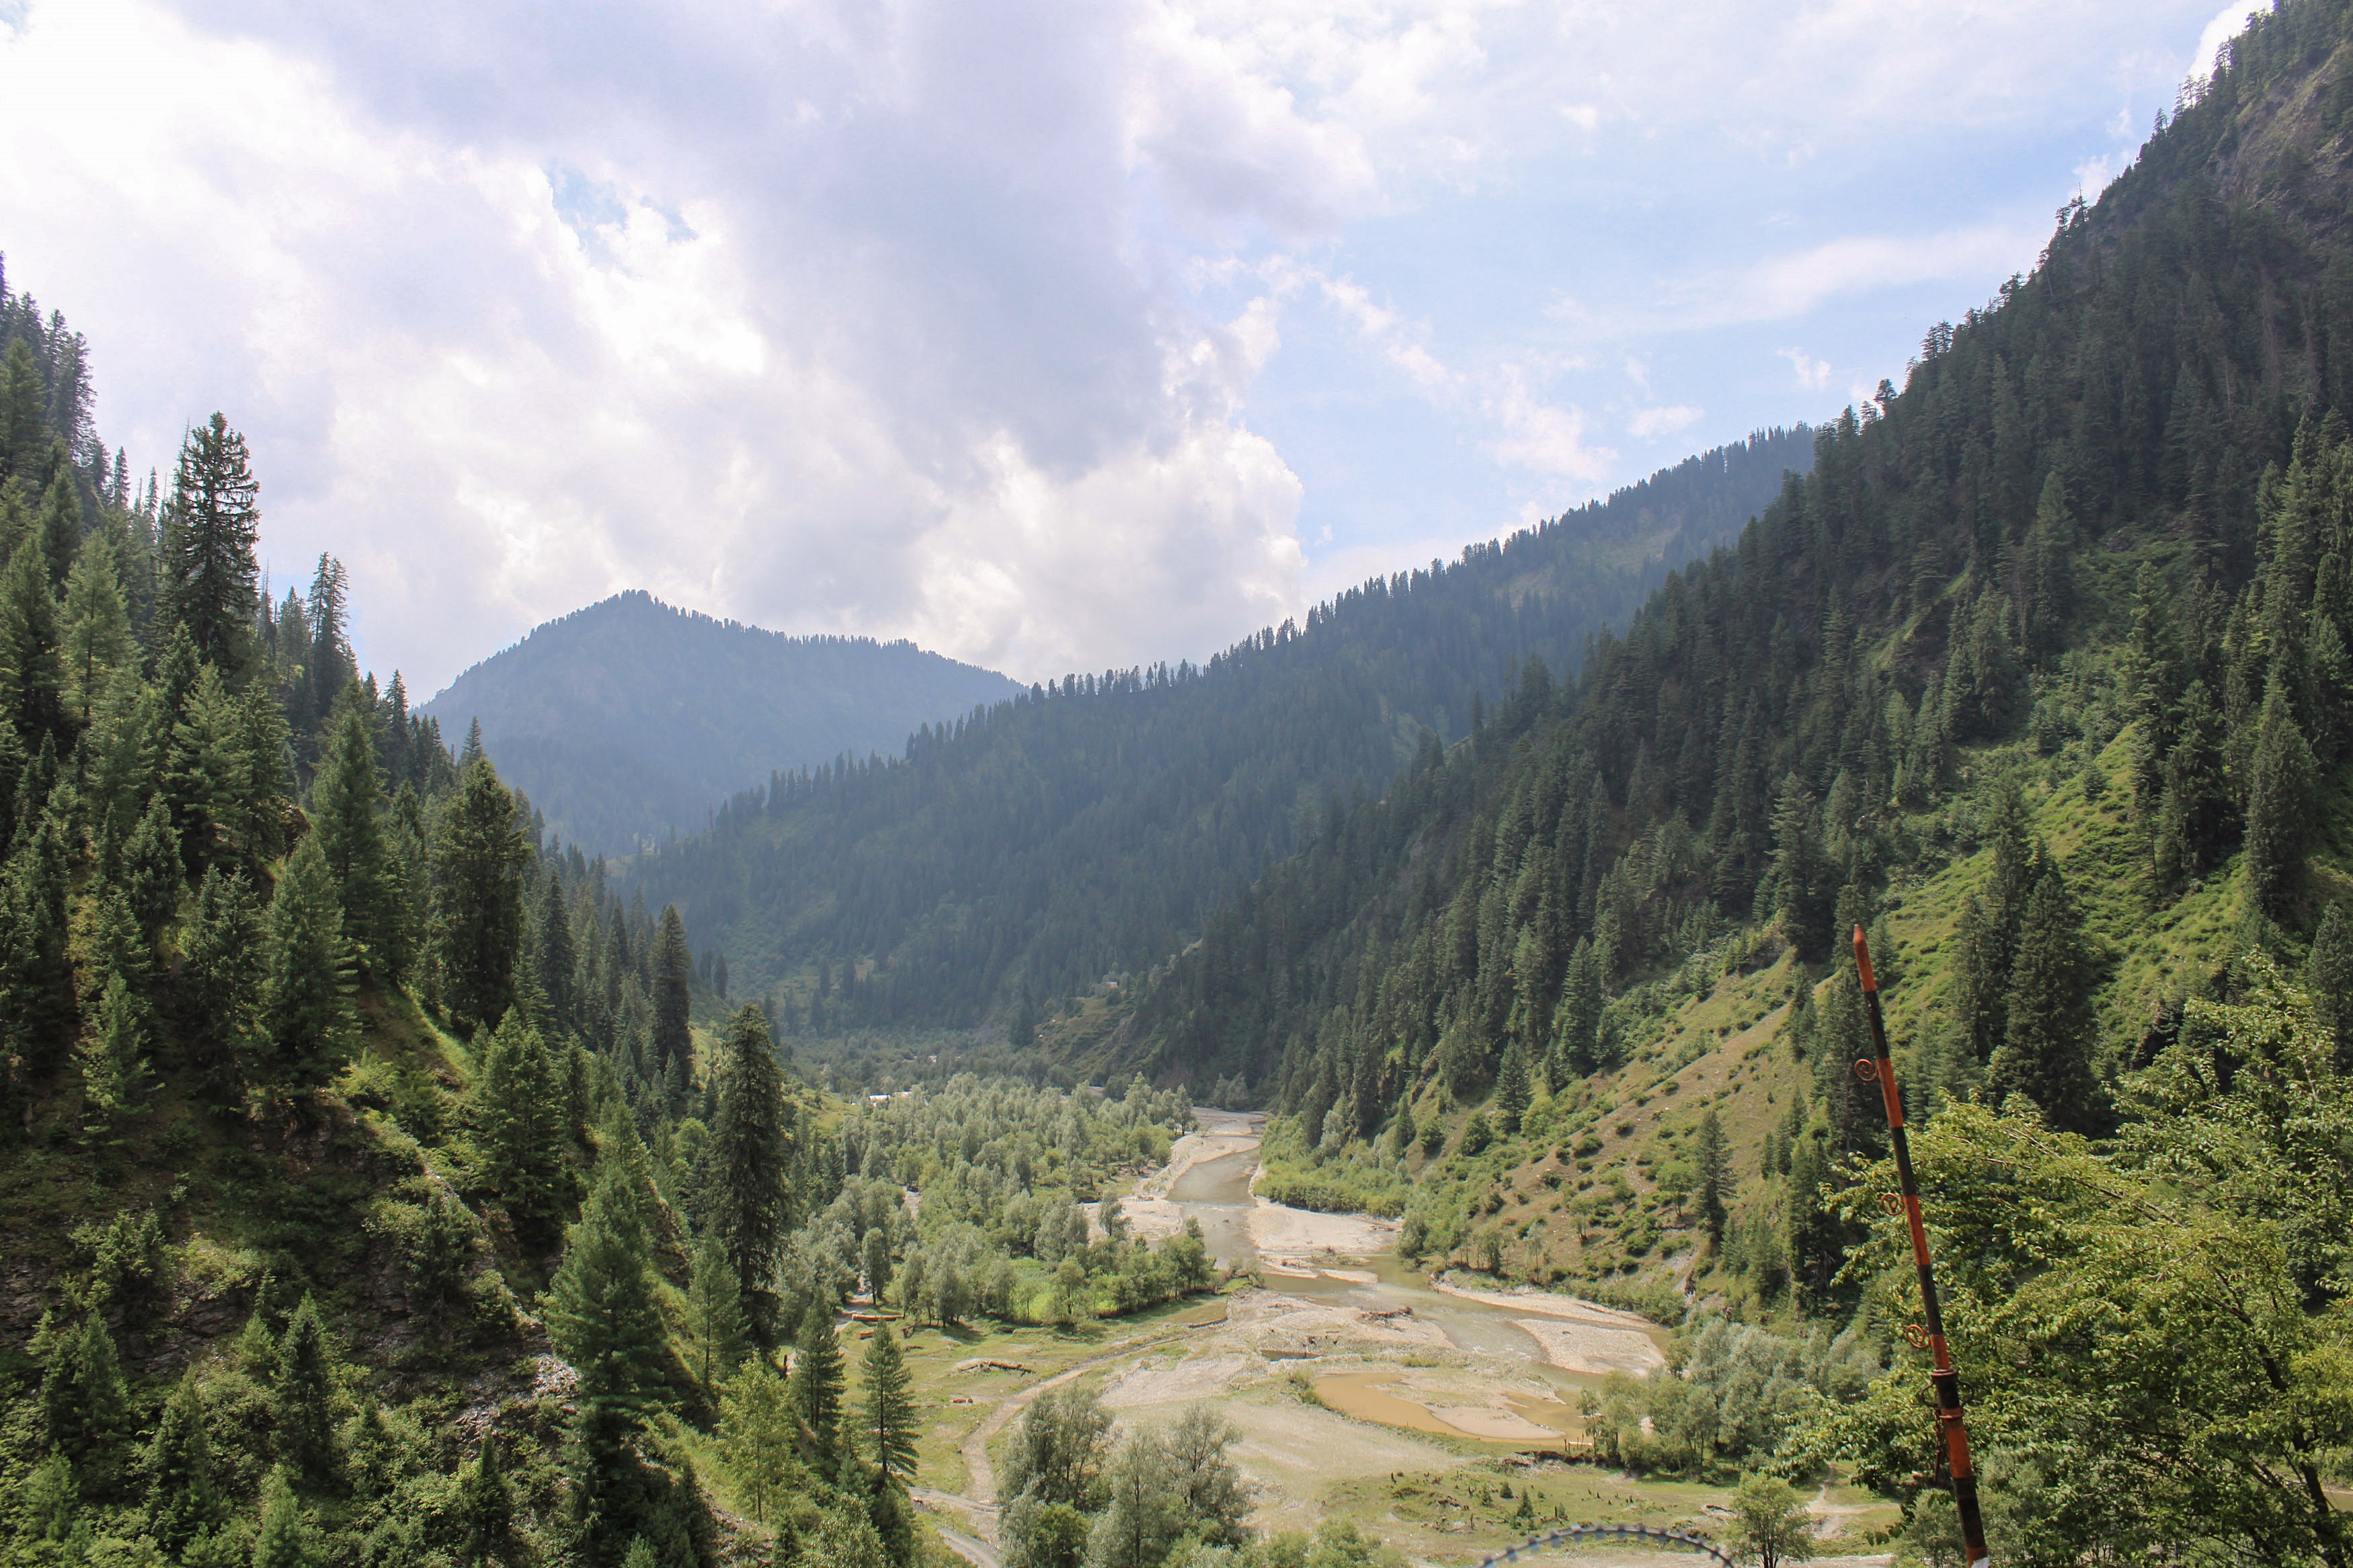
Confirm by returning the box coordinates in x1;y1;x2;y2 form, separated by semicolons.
36;464;79;593
2151;679;2232;897
787;1297;844;1468
651;904;693;1075
2307;903;2353;1071
1492;1040;1530;1134
250;1464;322;1568
537;874;577;1032
460;1437;517;1567
546;1159;668;1424
182;867;266;1093
122;794;183;937
1989;862;2102;1134
144;1368;218;1555
263;835;356;1083
1553;938;1603;1079
434;756;528;1032
0;528;66;747
474;1009;575;1245
77;969;149;1126
313;696;409;979
59;529;131;729
1695;1108;1731;1248
160;413;261;674
711;1003;793;1342
684;1234;750;1400
0;809;75;1065
717;1356;799;1524
273;1294;340;1487
859;1324;917;1488
2245;677;2317;919
37;1309;129;1473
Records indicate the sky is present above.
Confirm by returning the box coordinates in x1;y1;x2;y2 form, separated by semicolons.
0;0;2262;695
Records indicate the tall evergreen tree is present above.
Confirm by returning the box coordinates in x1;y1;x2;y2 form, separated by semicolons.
434;757;529;1032
859;1317;917;1487
2245;677;2318;919
272;1295;340;1488
58;529;131;730
159;413;261;674
538;874;578;1032
36;1309;128;1475
711;1003;793;1344
1491;1040;1530;1134
2307;903;2353;1071
474;1009;575;1246
787;1297;844;1469
143;1368;218;1555
546;1160;668;1425
0;529;66;748
0;809;75;1067
313;696;410;980
1553;938;1603;1079
1988;862;2102;1134
683;1235;749;1401
182;866;266;1093
1694;1108;1731;1248
36;463;79;593
262;835;357;1083
250;1464;322;1568
651;905;693;1076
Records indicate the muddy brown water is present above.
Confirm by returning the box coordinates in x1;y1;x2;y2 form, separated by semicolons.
1166;1124;1669;1448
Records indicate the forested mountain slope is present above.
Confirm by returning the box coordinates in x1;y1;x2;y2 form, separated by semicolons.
630;429;1808;1026
1107;4;2353;1559
424;591;1024;855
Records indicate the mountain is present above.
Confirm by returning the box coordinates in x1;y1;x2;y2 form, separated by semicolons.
628;428;1810;1024
424;591;1025;853
1082;5;2353;1557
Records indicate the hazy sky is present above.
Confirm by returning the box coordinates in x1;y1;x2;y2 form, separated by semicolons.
0;0;2254;693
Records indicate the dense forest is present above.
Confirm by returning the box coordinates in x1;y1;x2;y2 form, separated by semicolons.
0;257;1264;1568
425;593;1023;857
628;429;1808;1029
1107;3;2353;1561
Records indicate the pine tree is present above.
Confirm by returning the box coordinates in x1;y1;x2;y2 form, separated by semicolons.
433;756;528;1032
787;1297;844;1468
1492;1040;1530;1134
159;413;261;674
313;696;410;979
546;1159;668;1423
1554;938;1603;1078
1988;862;2102;1134
859;1319;917;1487
1694;1108;1730;1248
36;464;79;593
0;528;67;748
2151;678;2232;897
58;529;132;729
474;1009;575;1245
37;1309;128;1473
460;1436;517;1567
122;794;183;936
272;1294;340;1487
263;835;357;1083
717;1355;801;1524
182;867;266;1093
2245;677;2317;919
144;1368;218;1555
2307;903;2353;1072
651;904;693;1075
0;809;75;1067
712;1003;793;1342
250;1464;322;1568
684;1234;749;1401
76;968;149;1126
537;874;578;1032
0;341;44;485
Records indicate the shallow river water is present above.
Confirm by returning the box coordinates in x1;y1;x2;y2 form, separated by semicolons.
1165;1126;1668;1448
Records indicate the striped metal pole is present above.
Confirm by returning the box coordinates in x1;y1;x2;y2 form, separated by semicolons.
1853;924;1989;1568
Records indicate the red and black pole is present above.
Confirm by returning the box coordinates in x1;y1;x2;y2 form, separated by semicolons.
1853;925;1989;1568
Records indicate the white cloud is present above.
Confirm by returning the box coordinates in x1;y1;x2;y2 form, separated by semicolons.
1778;348;1833;390
1628;404;1703;439
2191;1;2265;82
0;0;2237;694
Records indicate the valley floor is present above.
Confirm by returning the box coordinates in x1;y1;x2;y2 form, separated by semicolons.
903;1120;1901;1566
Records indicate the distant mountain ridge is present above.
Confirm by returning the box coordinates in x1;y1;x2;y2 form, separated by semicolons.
425;592;1024;852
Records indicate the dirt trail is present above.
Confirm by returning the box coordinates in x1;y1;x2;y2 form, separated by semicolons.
949;1314;1229;1536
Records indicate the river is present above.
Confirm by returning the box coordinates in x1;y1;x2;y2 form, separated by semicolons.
1164;1111;1671;1450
